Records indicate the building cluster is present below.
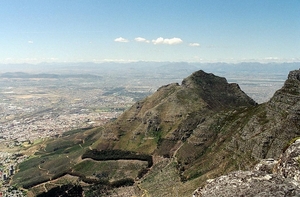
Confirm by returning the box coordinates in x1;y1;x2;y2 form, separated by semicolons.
0;89;134;145
0;152;27;197
0;109;121;144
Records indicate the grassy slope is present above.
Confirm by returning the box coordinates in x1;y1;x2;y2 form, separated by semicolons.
13;129;91;188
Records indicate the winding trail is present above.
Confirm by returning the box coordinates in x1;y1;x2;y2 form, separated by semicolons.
165;142;184;169
43;183;48;193
138;183;150;197
173;142;184;158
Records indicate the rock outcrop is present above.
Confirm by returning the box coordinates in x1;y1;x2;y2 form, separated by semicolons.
193;138;300;197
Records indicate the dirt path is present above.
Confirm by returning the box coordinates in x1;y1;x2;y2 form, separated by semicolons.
173;142;184;158
138;183;150;197
43;183;48;193
164;142;184;169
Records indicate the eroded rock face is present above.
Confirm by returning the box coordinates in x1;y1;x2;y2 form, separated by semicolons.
275;139;300;185
193;139;300;197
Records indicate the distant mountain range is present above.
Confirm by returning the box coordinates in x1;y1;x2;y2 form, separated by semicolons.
1;61;299;75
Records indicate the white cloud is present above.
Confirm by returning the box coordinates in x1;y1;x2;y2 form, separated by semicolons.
152;37;164;45
114;37;129;43
152;37;183;45
135;37;150;43
164;37;183;45
28;40;34;44
189;43;200;47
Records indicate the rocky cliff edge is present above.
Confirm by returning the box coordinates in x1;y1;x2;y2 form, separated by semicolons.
193;138;300;197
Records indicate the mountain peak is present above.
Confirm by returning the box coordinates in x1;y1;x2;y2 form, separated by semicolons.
181;70;257;109
181;70;227;88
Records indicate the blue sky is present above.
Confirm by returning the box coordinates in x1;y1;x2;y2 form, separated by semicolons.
0;0;299;64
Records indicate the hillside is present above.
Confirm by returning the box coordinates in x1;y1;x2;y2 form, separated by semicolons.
95;70;256;153
12;69;300;196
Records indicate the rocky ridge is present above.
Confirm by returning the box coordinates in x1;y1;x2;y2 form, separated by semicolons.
192;68;300;164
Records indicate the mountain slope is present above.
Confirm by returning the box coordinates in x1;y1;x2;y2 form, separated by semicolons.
12;69;300;197
94;70;256;155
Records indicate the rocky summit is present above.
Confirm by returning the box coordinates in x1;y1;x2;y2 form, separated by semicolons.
12;69;300;197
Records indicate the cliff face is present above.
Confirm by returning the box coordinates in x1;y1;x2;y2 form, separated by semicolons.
227;69;300;160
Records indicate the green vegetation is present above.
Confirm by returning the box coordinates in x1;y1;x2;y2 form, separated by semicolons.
13;127;152;194
150;130;163;145
12;128;94;189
